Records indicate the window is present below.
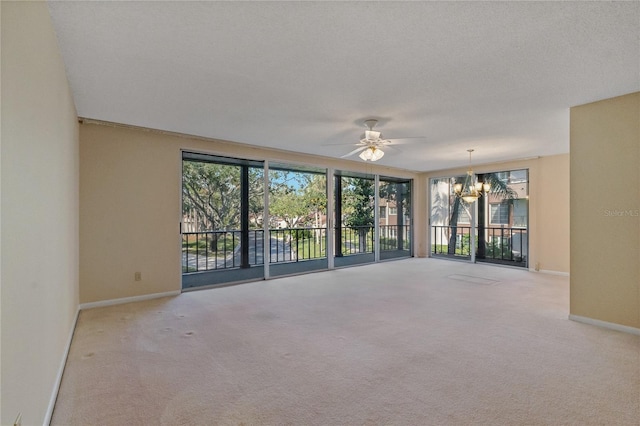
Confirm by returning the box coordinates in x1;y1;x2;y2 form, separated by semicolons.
379;178;412;255
509;170;527;184
512;199;527;227
494;172;508;183
457;207;470;224
490;202;509;225
379;206;386;218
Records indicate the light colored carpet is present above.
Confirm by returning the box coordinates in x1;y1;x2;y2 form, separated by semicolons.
52;258;640;425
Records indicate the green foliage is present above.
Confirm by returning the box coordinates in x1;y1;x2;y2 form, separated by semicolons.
431;243;470;256
379;180;411;215
293;228;313;239
482;173;518;200
183;162;328;237
458;234;472;255
442;172;520;254
343;177;374;228
182;233;238;257
182;161;265;232
269;171;326;228
294;235;325;260
486;239;516;260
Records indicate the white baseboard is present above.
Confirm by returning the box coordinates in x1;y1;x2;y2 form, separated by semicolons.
44;307;80;426
536;269;570;277
569;314;640;336
79;290;181;310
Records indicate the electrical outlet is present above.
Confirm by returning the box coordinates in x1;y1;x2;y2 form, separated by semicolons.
14;413;22;426
134;272;142;281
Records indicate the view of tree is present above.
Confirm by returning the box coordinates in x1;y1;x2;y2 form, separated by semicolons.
379;180;410;214
476;172;518;257
380;180;410;250
183;158;414;280
302;174;327;229
447;176;466;254
182;161;242;232
430;179;451;228
184;162;413;263
269;185;309;228
445;173;518;255
182;161;265;231
343;177;375;252
247;168;265;229
184;162;330;234
269;171;326;228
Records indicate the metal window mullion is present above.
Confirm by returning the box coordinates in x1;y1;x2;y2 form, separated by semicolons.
396;182;404;251
196;232;200;271
333;173;342;260
263;160;270;278
240;166;250;268
374;175;380;262
205;232;209;270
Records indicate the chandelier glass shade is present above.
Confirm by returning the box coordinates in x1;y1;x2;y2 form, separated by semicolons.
359;146;385;161
454;149;490;203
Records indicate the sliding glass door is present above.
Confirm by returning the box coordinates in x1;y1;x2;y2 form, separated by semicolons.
334;174;376;267
476;169;528;266
181;153;264;288
429;169;528;267
181;152;414;289
268;164;328;277
430;175;473;259
334;173;412;267
379;177;412;260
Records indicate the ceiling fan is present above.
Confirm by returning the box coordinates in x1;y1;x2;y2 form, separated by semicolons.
341;119;416;162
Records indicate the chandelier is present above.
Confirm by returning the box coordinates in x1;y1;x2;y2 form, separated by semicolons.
454;149;490;203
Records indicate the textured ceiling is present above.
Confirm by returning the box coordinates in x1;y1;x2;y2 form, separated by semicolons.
48;1;639;172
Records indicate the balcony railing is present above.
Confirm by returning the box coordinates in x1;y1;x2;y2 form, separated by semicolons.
431;225;473;257
182;230;264;273
380;224;411;251
269;227;326;263
430;225;527;267
481;227;527;265
182;227;327;273
339;225;374;255
183;224;413;273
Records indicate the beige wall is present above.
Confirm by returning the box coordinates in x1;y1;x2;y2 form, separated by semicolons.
422;154;571;274
536;154;570;273
570;92;639;329
1;2;80;425
79;122;418;304
80;122;572;305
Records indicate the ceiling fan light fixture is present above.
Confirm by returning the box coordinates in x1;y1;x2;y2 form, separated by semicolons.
359;146;384;161
364;130;381;140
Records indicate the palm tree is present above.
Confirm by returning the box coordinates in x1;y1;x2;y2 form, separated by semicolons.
446;173;517;257
476;173;518;259
429;180;450;227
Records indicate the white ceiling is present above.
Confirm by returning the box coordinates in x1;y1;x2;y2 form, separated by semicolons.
48;1;639;172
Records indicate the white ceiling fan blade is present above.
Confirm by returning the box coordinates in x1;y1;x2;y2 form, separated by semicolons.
341;146;368;158
324;142;362;146
387;137;427;144
387;144;403;153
